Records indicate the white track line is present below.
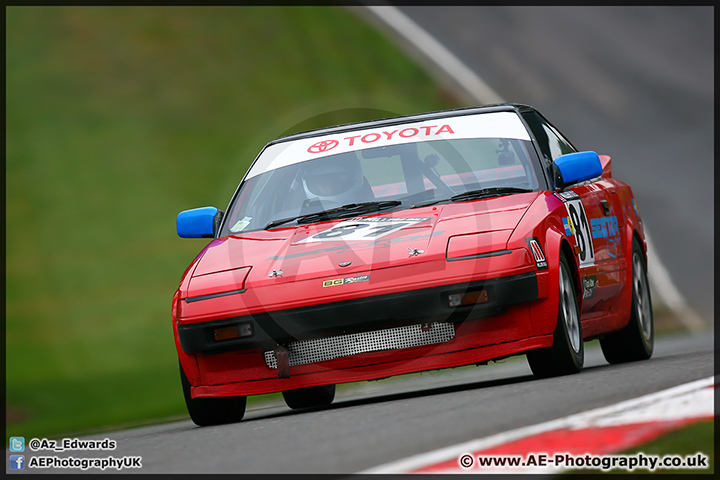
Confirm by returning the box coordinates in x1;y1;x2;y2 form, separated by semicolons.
361;376;715;473
364;5;504;104
364;5;704;330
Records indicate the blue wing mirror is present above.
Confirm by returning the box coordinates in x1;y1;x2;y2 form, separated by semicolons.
177;206;223;238
552;151;603;189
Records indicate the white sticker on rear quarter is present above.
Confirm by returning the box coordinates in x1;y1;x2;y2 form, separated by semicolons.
298;217;430;243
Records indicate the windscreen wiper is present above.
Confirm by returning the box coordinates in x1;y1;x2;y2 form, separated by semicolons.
450;187;533;203
264;201;402;230
295;200;403;224
410;197;452;209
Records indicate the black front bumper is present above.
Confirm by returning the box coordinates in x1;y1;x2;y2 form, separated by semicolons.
177;271;538;355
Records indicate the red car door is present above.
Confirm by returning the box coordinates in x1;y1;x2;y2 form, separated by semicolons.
563;181;624;318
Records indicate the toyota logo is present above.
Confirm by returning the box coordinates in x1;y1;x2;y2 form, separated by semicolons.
307;139;339;154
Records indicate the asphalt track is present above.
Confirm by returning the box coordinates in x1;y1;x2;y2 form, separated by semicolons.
10;333;712;474
8;6;713;475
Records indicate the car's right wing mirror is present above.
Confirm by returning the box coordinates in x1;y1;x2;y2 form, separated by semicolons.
552;151;603;189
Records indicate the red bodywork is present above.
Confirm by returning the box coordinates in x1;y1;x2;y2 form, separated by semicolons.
173;157;645;399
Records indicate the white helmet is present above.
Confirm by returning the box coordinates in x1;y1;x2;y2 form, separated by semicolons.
301;152;364;206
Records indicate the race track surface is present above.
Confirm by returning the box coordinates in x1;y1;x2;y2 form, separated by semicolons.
12;333;712;474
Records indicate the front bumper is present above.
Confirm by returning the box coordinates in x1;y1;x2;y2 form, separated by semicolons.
192;333;554;398
178;271;539;355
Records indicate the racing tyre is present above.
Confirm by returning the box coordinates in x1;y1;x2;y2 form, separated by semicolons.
600;239;654;364
180;363;247;426
282;384;336;410
527;251;584;378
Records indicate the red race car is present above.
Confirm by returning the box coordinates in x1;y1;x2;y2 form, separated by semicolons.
174;104;654;426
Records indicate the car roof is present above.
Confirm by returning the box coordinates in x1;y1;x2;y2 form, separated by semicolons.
267;103;537;147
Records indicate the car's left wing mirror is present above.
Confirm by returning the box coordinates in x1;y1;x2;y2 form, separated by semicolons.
552;151;603;189
177;206;223;238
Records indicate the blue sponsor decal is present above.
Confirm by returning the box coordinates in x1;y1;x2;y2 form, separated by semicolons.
607;238;619;258
562;217;573;236
590;216;621;258
590;216;619;239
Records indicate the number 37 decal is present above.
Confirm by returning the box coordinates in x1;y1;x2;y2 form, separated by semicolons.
299;217;430;243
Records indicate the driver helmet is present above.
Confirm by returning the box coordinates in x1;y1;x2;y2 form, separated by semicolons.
301;152;364;206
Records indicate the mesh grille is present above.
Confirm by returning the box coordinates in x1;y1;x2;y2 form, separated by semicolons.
264;322;455;369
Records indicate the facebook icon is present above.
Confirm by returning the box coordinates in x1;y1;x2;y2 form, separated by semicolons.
9;455;25;470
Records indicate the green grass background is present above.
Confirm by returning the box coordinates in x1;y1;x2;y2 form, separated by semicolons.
6;6;461;439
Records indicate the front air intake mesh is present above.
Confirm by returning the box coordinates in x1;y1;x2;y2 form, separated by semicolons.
264;321;455;369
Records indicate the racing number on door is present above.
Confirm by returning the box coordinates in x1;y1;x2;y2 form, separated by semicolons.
565;198;595;268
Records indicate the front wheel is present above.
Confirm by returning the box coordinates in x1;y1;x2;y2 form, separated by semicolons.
527;251;584;378
180;363;247;426
600;238;654;364
282;384;336;410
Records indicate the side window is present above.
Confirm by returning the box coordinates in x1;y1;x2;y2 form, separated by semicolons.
542;123;576;160
521;111;576;161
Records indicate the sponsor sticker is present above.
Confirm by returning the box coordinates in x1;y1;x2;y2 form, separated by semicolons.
590;215;621;258
582;275;598;299
590;216;619;239
322;274;370;287
246;112;532;179
526;237;548;270
267;230;445;261
230;216;252;233
307;125;458;155
307;139;339;154
299;217;430;243
554;190;581;202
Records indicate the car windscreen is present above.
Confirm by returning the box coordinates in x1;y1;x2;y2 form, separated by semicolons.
220;136;540;236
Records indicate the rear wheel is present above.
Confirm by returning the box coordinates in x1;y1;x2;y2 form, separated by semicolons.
527;251;584;378
180;363;247;426
600;238;654;364
282;384;336;410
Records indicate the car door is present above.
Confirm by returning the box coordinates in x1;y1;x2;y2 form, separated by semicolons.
521;110;624;317
566;181;624;317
